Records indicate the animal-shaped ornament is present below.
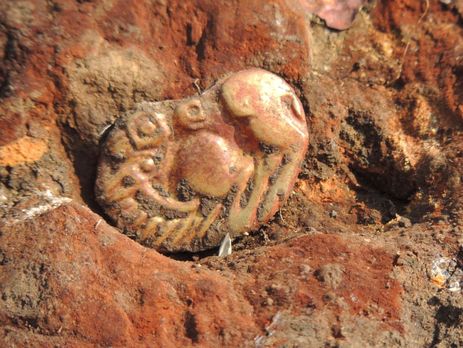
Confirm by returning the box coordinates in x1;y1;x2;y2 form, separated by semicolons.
95;69;309;252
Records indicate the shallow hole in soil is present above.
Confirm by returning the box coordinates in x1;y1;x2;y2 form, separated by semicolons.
350;168;415;223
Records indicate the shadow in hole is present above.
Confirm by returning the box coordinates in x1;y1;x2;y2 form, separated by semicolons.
351;168;414;224
428;296;463;348
60;122;112;217
165;246;219;261
184;311;200;343
339;109;418;223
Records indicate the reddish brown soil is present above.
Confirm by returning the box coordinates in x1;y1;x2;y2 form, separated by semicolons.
0;0;462;346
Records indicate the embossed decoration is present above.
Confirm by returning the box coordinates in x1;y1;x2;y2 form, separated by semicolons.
95;69;309;252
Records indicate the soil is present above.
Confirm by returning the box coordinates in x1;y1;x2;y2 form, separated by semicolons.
0;0;462;347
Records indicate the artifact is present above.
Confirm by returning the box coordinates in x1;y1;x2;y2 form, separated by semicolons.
95;69;309;252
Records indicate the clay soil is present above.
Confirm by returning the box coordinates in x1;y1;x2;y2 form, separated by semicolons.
0;0;463;347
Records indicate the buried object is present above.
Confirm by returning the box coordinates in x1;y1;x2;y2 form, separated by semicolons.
95;69;309;252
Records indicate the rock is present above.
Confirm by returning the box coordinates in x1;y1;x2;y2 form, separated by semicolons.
384;214;413;231
66;45;167;146
295;0;366;30
206;232;404;345
0;204;404;346
315;263;344;289
0;203;258;346
329;209;338;218
0;136;47;166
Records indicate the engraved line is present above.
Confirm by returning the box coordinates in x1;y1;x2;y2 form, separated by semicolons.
132;210;148;228
141;216;164;240
153;219;183;247
195;204;223;239
170;214;197;245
